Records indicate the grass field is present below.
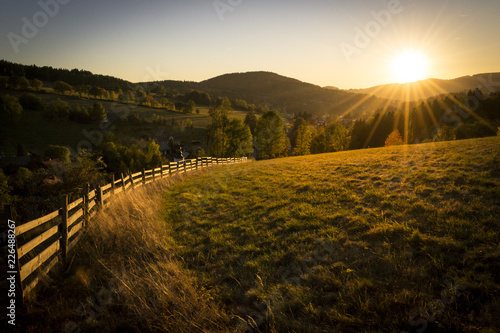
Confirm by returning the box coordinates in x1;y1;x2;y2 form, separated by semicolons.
0;90;249;155
161;136;500;332
20;137;499;332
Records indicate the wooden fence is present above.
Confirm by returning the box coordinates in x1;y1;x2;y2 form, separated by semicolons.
12;156;247;304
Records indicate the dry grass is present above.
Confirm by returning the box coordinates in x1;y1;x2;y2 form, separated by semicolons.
22;172;232;332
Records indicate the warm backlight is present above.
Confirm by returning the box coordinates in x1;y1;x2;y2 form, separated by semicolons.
391;51;428;83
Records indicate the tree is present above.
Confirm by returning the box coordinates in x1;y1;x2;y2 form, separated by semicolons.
53;81;73;94
244;111;258;135
127;90;135;102
0;94;23;125
19;93;44;111
294;123;312;155
8;76;29;90
75;85;90;98
207;100;231;157
69;105;90;123
89;86;107;99
155;85;166;96
145;139;162;168
183;100;195;114
31;78;43;91
89;102;107;121
45;98;71;120
385;129;404;147
289;117;309;150
433;125;455;142
225;119;254;157
254;111;288;159
11;167;34;195
0;169;12;213
330;124;351;152
45;145;71;163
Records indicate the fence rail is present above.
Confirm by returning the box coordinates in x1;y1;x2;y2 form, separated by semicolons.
12;156;247;304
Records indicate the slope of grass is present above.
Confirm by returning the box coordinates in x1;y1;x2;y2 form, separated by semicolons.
19;137;499;332
161;137;500;332
20;174;232;333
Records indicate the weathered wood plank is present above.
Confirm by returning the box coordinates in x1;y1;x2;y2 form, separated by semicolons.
22;255;59;297
67;198;83;211
68;220;83;240
68;208;83;228
102;192;111;202
88;199;96;211
101;183;112;192
17;226;59;259
16;210;60;236
132;171;142;178
20;240;60;282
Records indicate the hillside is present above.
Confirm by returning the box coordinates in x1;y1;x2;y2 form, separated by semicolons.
350;72;500;101
161;136;500;332
22;136;500;332
154;71;390;118
199;71;389;117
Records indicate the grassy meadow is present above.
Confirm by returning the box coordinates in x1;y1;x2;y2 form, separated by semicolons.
161;136;500;332
0;90;249;155
21;136;499;332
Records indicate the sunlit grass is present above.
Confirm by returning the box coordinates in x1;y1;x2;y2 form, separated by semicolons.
162;136;499;332
22;137;499;332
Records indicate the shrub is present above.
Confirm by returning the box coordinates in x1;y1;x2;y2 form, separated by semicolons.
45;145;70;163
45;98;71;120
0;94;23;125
19;93;44;111
384;129;404;146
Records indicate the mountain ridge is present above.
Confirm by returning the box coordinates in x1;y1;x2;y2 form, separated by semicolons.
348;72;500;101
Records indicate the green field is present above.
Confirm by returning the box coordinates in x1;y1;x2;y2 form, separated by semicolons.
20;137;500;332
0;90;249;156
161;137;500;332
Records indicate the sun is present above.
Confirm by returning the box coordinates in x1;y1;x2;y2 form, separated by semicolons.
391;51;428;83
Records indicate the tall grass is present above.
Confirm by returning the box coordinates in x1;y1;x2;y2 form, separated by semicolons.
23;173;231;332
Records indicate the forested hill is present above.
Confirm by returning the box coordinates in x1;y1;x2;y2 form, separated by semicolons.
158;71;389;118
350;73;500;101
0;60;132;91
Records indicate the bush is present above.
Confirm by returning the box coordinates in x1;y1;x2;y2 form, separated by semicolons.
69;105;90;123
385;129;404;146
0;94;23;125
44;98;71;120
19;93;44;111
454;121;496;140
88;102;107;121
45;145;70;163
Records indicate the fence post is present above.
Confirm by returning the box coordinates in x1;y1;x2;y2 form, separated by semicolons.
130;172;135;189
160;164;164;179
83;183;89;226
97;185;104;207
111;175;116;195
60;195;69;266
121;173;127;192
8;205;24;308
142;168;146;185
152;167;156;182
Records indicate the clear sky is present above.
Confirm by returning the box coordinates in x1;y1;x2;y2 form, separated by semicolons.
1;0;499;89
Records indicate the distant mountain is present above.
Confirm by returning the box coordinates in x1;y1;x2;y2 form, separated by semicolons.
196;71;389;117
350;73;500;101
